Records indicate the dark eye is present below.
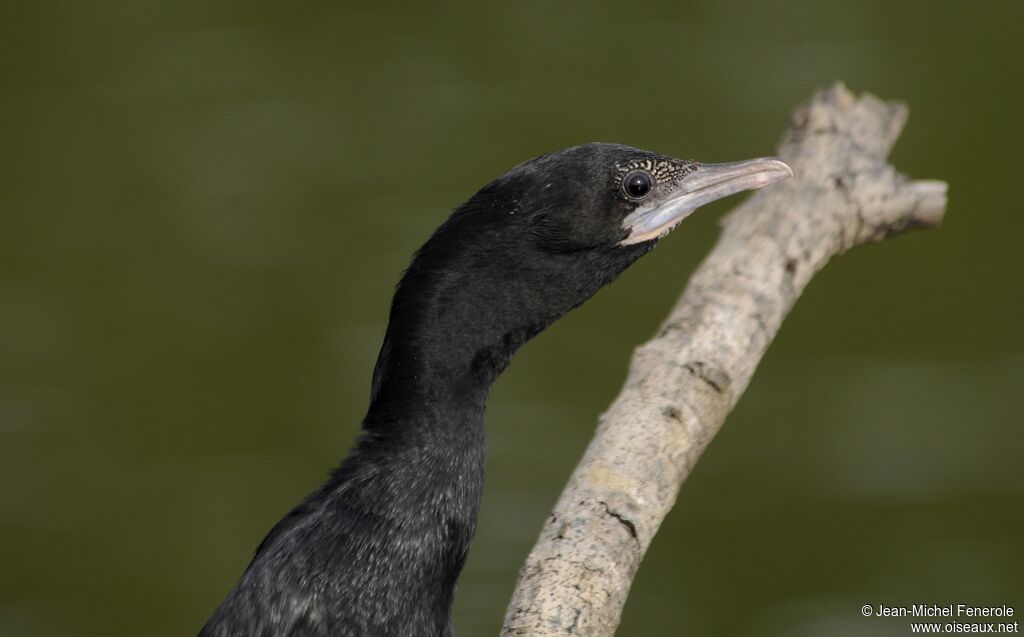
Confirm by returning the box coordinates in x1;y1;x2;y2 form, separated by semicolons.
623;170;653;200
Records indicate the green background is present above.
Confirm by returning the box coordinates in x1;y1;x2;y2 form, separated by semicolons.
2;2;1021;635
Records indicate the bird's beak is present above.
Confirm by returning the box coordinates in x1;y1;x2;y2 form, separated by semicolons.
619;157;793;245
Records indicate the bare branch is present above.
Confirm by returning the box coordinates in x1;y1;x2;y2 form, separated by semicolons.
501;82;948;637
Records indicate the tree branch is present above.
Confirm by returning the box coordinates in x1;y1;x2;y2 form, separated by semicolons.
500;82;947;637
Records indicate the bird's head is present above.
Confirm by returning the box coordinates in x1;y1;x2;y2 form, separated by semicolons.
370;143;791;412
405;142;791;313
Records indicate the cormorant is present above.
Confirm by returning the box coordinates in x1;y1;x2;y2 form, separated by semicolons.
199;143;791;636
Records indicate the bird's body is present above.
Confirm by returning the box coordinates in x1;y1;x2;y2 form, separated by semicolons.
199;143;791;636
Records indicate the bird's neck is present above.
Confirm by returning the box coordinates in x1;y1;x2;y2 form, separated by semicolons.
364;275;549;428
364;337;495;429
324;323;494;635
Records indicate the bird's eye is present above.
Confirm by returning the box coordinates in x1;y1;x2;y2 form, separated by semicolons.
623;170;653;200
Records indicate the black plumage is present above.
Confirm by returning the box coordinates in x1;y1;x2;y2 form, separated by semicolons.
199;143;790;637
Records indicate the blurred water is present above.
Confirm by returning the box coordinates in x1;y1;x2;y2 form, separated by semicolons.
1;2;1021;636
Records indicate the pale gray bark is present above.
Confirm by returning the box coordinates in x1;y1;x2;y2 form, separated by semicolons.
501;83;948;637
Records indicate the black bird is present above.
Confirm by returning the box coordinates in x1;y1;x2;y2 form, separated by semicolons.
199;143;791;637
